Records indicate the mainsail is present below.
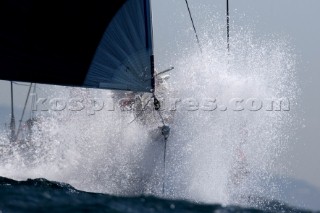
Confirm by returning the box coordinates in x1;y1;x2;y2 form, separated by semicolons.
0;0;154;92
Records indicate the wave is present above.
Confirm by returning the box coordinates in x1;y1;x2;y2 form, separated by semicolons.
0;177;314;213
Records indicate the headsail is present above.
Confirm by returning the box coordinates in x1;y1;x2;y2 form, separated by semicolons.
0;0;154;92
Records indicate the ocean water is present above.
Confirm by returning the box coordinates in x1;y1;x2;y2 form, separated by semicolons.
0;177;315;213
0;12;305;212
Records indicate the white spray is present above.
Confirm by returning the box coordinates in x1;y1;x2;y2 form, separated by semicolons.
0;15;298;208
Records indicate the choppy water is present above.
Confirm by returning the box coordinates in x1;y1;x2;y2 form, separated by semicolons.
0;177;315;213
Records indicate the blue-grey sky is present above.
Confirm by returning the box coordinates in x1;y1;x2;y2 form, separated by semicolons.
0;0;319;193
227;0;320;190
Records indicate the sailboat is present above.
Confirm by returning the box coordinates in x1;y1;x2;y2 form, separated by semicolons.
0;1;181;195
0;0;175;139
0;0;235;139
0;0;244;194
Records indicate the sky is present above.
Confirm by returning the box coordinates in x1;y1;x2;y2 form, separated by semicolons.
0;0;319;194
229;0;320;189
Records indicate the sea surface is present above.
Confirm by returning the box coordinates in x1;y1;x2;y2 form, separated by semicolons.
0;176;317;213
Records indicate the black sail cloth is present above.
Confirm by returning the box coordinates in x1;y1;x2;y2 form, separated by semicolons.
0;0;154;92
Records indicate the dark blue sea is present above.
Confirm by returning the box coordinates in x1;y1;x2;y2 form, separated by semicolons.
0;177;317;213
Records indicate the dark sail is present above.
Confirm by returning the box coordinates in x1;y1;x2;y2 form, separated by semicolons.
0;0;154;92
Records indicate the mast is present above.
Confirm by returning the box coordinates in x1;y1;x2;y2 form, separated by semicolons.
9;81;16;142
146;0;160;108
227;0;230;52
145;0;155;92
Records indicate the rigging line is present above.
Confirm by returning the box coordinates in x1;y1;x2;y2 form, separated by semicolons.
151;93;168;195
128;94;165;126
162;137;168;195
155;67;174;77
153;96;165;125
10;82;14;119
30;84;37;119
156;110;165;126
185;0;202;53
12;82;44;93
10;81;16;142
128;95;153;124
226;0;230;52
12;82;31;87
152;94;168;195
16;83;33;140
